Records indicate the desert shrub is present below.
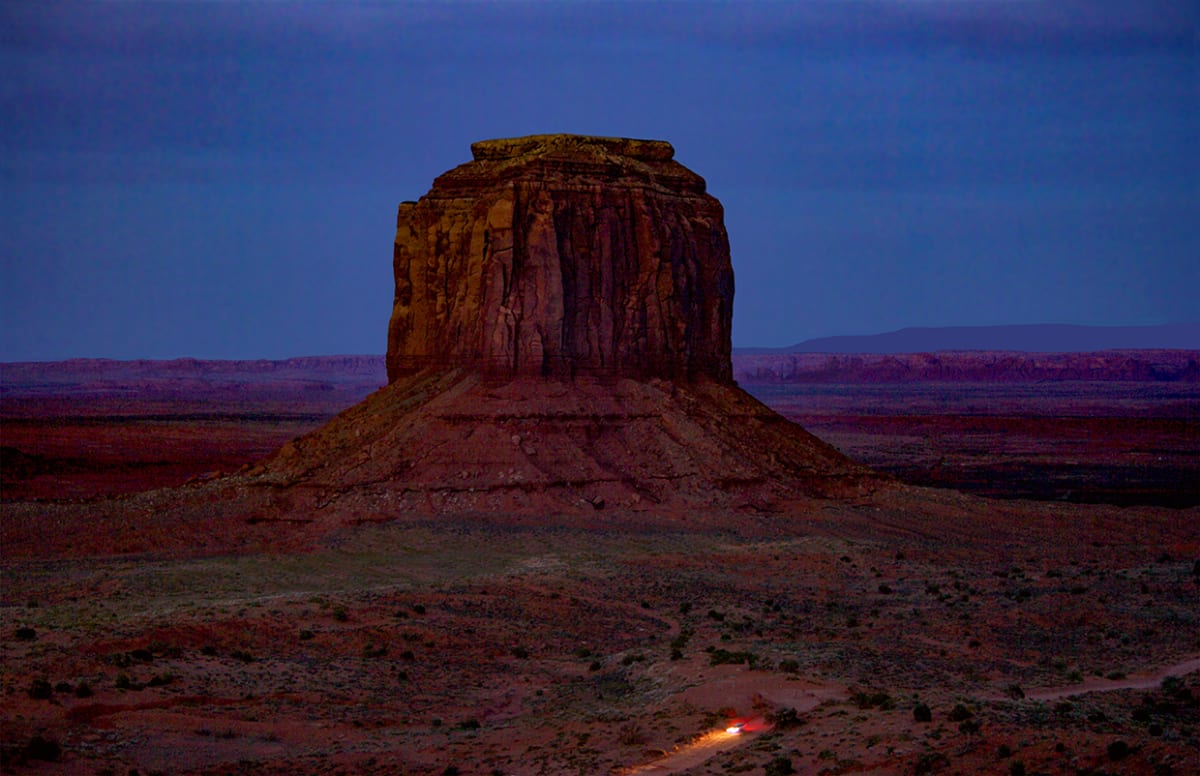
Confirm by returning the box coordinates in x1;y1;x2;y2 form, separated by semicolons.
948;704;972;722
27;679;53;699
332;606;348;622
778;659;799;673
1107;740;1130;761
75;681;93;698
764;756;795;775
670;628;693;650
878;584;893;594
363;643;387;658
670;648;683;661
14;627;36;641
510;646;529;659
230;649;254;663
958;719;981;734
767;707;803;729
1009;761;1026;776
679;601;692;614
618;722;645;746
22;735;60;762
114;673;133;690
707;609;725;621
1005;684;1025;699
200;645;218;656
729;617;755;634
108;652;133;668
299;629;314;641
54;681;73;693
588;660;601;672
708;649;758;668
913;752;950;774
913;703;933;723
147;641;182;658
573;647;592;658
441;767;460;776
457;718;480;730
412;604;426;614
852;691;894;710
130;648;154;662
621;653;646;666
997;744;1013;758
147;673;174;687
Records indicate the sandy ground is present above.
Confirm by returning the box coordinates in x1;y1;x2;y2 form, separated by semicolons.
3;378;1198;774
4;492;1199;774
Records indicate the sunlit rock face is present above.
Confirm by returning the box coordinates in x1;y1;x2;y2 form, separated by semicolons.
386;134;734;383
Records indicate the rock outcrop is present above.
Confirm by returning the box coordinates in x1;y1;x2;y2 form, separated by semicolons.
252;135;873;514
386;134;733;383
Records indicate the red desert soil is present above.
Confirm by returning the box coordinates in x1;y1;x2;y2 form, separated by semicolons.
2;363;1199;774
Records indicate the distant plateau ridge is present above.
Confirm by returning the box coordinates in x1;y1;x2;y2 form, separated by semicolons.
3;348;1199;403
738;323;1200;354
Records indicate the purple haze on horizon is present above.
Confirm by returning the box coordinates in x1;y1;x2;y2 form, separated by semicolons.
1;1;1197;361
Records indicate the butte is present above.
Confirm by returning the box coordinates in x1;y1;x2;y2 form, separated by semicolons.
254;135;871;517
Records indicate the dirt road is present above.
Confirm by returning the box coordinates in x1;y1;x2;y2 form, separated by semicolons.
1022;655;1200;702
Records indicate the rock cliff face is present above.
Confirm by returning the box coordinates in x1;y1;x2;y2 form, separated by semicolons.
386;134;733;383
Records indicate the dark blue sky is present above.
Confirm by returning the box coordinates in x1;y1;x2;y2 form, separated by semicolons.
2;0;1197;360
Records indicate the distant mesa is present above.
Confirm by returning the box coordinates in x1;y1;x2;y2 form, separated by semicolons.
745;323;1200;355
254;134;871;514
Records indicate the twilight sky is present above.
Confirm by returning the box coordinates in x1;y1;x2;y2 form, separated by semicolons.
2;0;1197;360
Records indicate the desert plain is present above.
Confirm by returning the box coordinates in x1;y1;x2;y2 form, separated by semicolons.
2;353;1198;776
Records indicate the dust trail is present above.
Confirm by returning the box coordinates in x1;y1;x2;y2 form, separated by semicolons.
622;717;771;775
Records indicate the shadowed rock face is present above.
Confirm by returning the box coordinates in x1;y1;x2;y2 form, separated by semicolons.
253;135;873;513
386;134;734;383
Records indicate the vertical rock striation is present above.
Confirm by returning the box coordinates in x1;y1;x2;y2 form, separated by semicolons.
386;134;734;383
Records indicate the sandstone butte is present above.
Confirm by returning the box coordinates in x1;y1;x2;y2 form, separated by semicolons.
254;135;873;515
